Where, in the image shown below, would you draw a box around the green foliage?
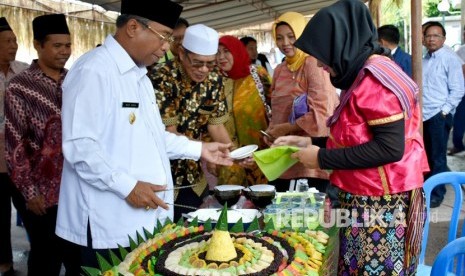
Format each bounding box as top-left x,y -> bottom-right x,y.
176,217 -> 185,227
379,0 -> 408,49
96,252 -> 113,272
152,222 -> 161,236
143,227 -> 153,240
81,266 -> 101,276
216,205 -> 229,231
424,0 -> 460,17
128,235 -> 137,251
230,218 -> 244,233
380,0 -> 406,26
108,250 -> 122,266
425,1 -> 441,17
246,217 -> 260,232
164,217 -> 173,227
118,245 -> 128,261
136,231 -> 145,245
203,218 -> 213,232
156,220 -> 163,232
188,216 -> 199,227
264,217 -> 276,232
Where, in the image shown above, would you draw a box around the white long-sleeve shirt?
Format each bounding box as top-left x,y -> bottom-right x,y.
56,35 -> 201,249
422,46 -> 465,121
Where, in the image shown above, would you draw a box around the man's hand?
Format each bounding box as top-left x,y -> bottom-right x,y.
201,142 -> 233,166
126,181 -> 169,210
27,195 -> 47,215
206,162 -> 219,176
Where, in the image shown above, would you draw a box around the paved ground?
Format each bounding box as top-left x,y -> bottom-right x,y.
7,151 -> 465,275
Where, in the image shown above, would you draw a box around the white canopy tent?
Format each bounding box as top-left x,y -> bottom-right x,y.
73,0 -> 337,32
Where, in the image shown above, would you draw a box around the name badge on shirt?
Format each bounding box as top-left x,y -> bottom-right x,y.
122,102 -> 138,124
122,102 -> 139,108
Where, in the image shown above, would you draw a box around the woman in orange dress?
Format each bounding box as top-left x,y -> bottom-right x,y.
265,12 -> 339,193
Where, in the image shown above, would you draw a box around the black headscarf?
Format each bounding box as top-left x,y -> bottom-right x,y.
294,0 -> 386,90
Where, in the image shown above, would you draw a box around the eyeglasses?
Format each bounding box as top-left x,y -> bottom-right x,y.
138,21 -> 175,44
185,52 -> 217,69
424,34 -> 445,40
148,26 -> 175,44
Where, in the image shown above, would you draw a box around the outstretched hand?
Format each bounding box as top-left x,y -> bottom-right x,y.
126,181 -> 169,210
235,156 -> 257,169
272,135 -> 312,148
290,144 -> 321,169
201,142 -> 233,166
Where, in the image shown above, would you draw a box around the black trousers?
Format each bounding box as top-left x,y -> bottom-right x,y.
20,205 -> 81,276
78,221 -> 130,270
0,173 -> 27,265
173,184 -> 208,222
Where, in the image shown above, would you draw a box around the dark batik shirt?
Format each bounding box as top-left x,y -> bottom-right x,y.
5,60 -> 66,207
148,59 -> 228,197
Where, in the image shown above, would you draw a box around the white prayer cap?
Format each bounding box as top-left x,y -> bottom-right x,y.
182,24 -> 219,55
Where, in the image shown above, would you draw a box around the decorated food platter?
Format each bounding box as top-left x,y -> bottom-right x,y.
83,206 -> 339,276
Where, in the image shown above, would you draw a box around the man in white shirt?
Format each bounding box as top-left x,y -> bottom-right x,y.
422,21 -> 465,207
55,0 -> 232,270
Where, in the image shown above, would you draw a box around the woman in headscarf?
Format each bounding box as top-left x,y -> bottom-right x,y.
265,11 -> 339,193
215,35 -> 271,186
274,0 -> 429,274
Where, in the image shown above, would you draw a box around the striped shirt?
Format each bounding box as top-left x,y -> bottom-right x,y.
5,60 -> 66,207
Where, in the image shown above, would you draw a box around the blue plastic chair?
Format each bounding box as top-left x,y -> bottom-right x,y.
431,237 -> 465,276
417,172 -> 465,275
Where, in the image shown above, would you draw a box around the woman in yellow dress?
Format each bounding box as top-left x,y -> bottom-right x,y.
216,35 -> 272,186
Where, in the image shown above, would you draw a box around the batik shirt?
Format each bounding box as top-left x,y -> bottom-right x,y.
0,60 -> 28,172
149,59 -> 228,197
5,60 -> 66,207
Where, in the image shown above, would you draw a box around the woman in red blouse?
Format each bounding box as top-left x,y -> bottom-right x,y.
274,0 -> 429,274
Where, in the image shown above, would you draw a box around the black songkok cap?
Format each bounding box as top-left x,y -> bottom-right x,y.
120,0 -> 183,29
0,17 -> 13,32
32,14 -> 70,40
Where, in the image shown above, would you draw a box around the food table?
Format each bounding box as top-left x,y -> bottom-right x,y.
83,191 -> 339,276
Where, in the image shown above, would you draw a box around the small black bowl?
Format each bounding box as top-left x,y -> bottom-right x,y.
214,185 -> 244,207
243,184 -> 276,209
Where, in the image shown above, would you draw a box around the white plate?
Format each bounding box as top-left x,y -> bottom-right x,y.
243,184 -> 276,192
215,184 -> 244,191
230,145 -> 258,160
186,208 -> 261,223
